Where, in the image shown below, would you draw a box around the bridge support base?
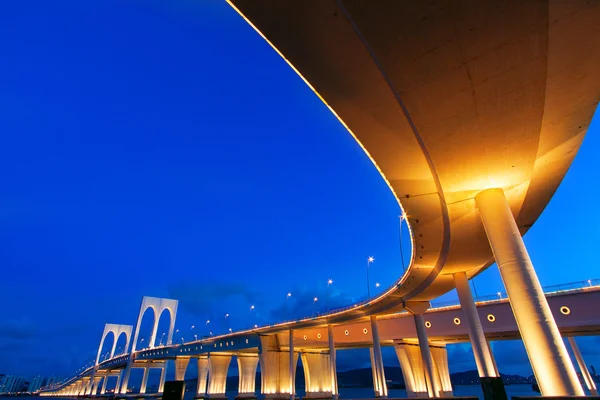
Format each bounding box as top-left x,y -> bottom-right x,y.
476,188 -> 584,397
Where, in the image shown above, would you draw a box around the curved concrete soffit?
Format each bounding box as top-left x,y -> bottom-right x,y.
224,0 -> 451,313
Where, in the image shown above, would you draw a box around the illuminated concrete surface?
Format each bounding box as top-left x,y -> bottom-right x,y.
39,1 -> 600,397
221,1 -> 600,395
40,285 -> 600,398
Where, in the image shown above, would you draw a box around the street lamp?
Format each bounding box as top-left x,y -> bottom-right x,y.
327,279 -> 333,311
159,332 -> 165,346
313,297 -> 318,316
376,282 -> 380,288
367,257 -> 375,298
497,291 -> 502,299
399,214 -> 407,272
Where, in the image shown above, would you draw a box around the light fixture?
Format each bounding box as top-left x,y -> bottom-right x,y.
425,321 -> 432,328
487,314 -> 496,322
560,306 -> 571,315
453,318 -> 461,325
344,330 -> 349,336
363,328 -> 368,334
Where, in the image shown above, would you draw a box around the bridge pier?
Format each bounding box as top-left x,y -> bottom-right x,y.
327,325 -> 338,400
159,362 -> 167,393
115,371 -> 122,395
207,354 -> 232,399
454,271 -> 506,400
370,316 -> 387,398
567,336 -> 598,395
175,357 -> 190,381
476,188 -> 584,396
83,377 -> 92,396
259,334 -> 298,399
92,376 -> 102,395
139,366 -> 150,394
196,356 -> 209,398
237,354 -> 259,399
100,376 -> 108,395
404,302 -> 440,398
300,351 -> 333,398
393,340 -> 452,398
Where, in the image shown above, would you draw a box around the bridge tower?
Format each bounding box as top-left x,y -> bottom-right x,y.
119,296 -> 178,394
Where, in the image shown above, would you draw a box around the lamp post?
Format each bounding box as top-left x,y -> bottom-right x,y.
367,257 -> 375,299
399,214 -> 407,272
159,332 -> 165,346
327,279 -> 333,311
140,338 -> 145,350
313,297 -> 318,316
376,282 -> 380,288
286,292 -> 292,319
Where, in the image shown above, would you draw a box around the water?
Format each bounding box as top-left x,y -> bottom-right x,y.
4,384 -> 540,400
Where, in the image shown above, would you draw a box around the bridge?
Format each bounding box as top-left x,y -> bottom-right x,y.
40,1 -> 600,399
40,281 -> 600,399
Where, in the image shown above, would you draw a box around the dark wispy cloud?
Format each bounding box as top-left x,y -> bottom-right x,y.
0,318 -> 37,339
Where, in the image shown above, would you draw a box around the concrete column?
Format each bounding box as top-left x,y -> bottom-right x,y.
430,345 -> 453,396
139,367 -> 150,394
476,188 -> 583,396
414,314 -> 439,398
289,330 -> 295,400
208,354 -> 232,398
567,336 -> 598,395
175,357 -> 190,381
370,316 -> 387,397
454,272 -> 498,377
327,325 -> 338,400
159,362 -> 167,393
196,357 -> 209,398
237,354 -> 259,398
454,272 -> 507,400
301,352 -> 333,397
100,376 -> 108,395
394,342 -> 428,397
119,361 -> 132,394
115,373 -> 122,395
369,348 -> 381,396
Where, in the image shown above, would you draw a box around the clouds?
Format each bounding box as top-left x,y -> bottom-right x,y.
0,318 -> 37,340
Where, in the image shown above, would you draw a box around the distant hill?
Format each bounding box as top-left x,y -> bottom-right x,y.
183,364 -> 533,391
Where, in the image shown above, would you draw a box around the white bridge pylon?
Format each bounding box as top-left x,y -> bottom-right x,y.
132,296 -> 178,351
119,296 -> 178,395
95,324 -> 133,364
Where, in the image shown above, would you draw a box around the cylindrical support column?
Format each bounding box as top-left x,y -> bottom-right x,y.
115,373 -> 122,395
414,314 -> 439,398
369,347 -> 381,396
100,377 -> 108,395
289,329 -> 295,400
370,316 -> 387,398
476,188 -> 583,396
327,325 -> 338,399
567,337 -> 598,395
454,272 -> 498,377
140,367 -> 150,394
159,363 -> 167,393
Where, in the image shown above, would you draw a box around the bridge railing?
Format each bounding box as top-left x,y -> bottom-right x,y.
430,278 -> 600,309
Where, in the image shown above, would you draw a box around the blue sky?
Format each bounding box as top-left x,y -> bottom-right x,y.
0,0 -> 599,381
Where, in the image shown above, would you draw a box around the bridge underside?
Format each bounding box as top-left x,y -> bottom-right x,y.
227,0 -> 600,310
